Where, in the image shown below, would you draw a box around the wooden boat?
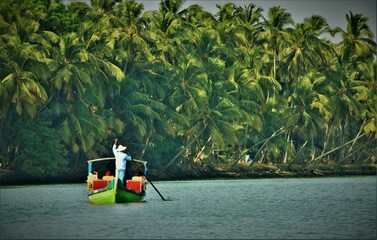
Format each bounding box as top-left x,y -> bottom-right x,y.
86,157 -> 148,204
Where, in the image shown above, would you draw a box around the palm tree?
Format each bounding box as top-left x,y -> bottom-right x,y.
145,0 -> 188,65
215,2 -> 237,22
354,61 -> 377,140
213,3 -> 240,65
161,52 -> 208,169
111,0 -> 154,73
321,58 -> 365,162
280,15 -> 334,82
234,3 -> 263,27
90,0 -> 121,13
0,0 -> 48,39
167,53 -> 208,115
315,12 -> 377,163
231,3 -> 264,59
42,32 -> 92,101
55,100 -> 111,170
180,4 -> 216,28
261,6 -> 294,82
163,47 -> 264,169
42,20 -> 124,164
164,83 -> 245,169
269,15 -> 335,164
223,62 -> 265,160
160,0 -> 184,14
0,1 -> 50,171
0,39 -> 49,171
285,72 -> 330,162
82,18 -> 125,87
340,60 -> 377,162
338,11 -> 376,63
0,36 -> 49,119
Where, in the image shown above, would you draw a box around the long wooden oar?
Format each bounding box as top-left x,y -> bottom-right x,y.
133,159 -> 171,201
144,175 -> 167,201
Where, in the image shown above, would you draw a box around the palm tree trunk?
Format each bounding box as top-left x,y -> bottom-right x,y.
193,137 -> 211,163
361,154 -> 373,164
272,48 -> 277,99
164,123 -> 208,170
311,135 -> 315,161
301,133 -> 366,169
346,120 -> 366,155
139,131 -> 152,159
283,130 -> 291,164
259,148 -> 266,164
288,140 -> 308,170
321,120 -> 333,161
339,135 -> 374,164
234,127 -> 285,165
337,122 -> 345,162
244,124 -> 248,150
251,139 -> 273,167
321,123 -> 328,156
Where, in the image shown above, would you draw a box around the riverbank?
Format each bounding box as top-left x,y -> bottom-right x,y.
1,163 -> 375,186
147,163 -> 377,181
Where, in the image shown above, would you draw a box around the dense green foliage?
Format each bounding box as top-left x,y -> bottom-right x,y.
0,0 -> 376,177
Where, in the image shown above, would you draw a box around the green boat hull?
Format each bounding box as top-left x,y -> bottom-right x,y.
88,179 -> 145,204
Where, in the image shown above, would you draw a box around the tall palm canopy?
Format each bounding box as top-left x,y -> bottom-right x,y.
0,0 -> 375,178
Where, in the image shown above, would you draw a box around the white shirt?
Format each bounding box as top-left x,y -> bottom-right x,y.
112,144 -> 132,169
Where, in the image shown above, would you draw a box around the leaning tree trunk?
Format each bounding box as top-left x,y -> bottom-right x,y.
301,133 -> 366,169
139,131 -> 152,160
288,140 -> 308,170
164,123 -> 208,170
283,130 -> 291,164
346,120 -> 366,156
193,137 -> 211,163
339,135 -> 374,164
250,135 -> 277,167
233,127 -> 285,166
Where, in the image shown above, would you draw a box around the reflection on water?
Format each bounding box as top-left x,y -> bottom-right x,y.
0,176 -> 376,239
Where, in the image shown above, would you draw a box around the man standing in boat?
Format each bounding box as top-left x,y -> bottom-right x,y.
112,138 -> 132,186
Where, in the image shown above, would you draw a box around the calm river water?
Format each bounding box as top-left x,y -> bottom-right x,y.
0,176 -> 376,239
